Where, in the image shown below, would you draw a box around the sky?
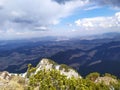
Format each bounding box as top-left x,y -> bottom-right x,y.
0,0 -> 120,39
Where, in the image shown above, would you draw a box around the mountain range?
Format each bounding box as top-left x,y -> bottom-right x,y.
0,32 -> 120,78
50,41 -> 120,77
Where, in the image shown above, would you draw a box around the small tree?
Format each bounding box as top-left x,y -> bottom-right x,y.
86,72 -> 100,81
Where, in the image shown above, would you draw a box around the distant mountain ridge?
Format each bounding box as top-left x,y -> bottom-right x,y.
50,41 -> 120,77
0,32 -> 120,78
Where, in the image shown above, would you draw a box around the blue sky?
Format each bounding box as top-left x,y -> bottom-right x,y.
0,0 -> 120,39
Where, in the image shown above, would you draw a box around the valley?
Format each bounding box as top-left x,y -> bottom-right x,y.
0,33 -> 120,78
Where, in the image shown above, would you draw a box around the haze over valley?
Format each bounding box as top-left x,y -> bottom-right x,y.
0,32 -> 120,78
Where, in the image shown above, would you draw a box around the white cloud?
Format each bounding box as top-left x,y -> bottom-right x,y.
75,12 -> 120,30
34,26 -> 48,31
89,0 -> 120,8
0,29 -> 4,33
84,5 -> 101,10
0,0 -> 120,39
115,12 -> 120,22
0,0 -> 90,39
0,0 -> 89,26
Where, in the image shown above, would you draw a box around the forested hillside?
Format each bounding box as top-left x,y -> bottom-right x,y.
0,58 -> 120,90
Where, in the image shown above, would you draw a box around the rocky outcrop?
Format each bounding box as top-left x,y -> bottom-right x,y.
0,71 -> 11,81
0,71 -> 25,90
0,58 -> 119,90
34,58 -> 81,78
95,76 -> 118,85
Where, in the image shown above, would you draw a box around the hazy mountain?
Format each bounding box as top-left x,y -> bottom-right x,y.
50,41 -> 120,77
0,32 -> 120,77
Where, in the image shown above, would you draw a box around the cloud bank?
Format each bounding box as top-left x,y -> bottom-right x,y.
0,0 -> 88,28
90,0 -> 120,8
75,12 -> 120,30
0,0 -> 120,39
0,0 -> 89,39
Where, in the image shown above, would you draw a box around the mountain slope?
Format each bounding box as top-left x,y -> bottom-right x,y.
0,58 -> 120,90
26,58 -> 81,79
50,41 -> 120,77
